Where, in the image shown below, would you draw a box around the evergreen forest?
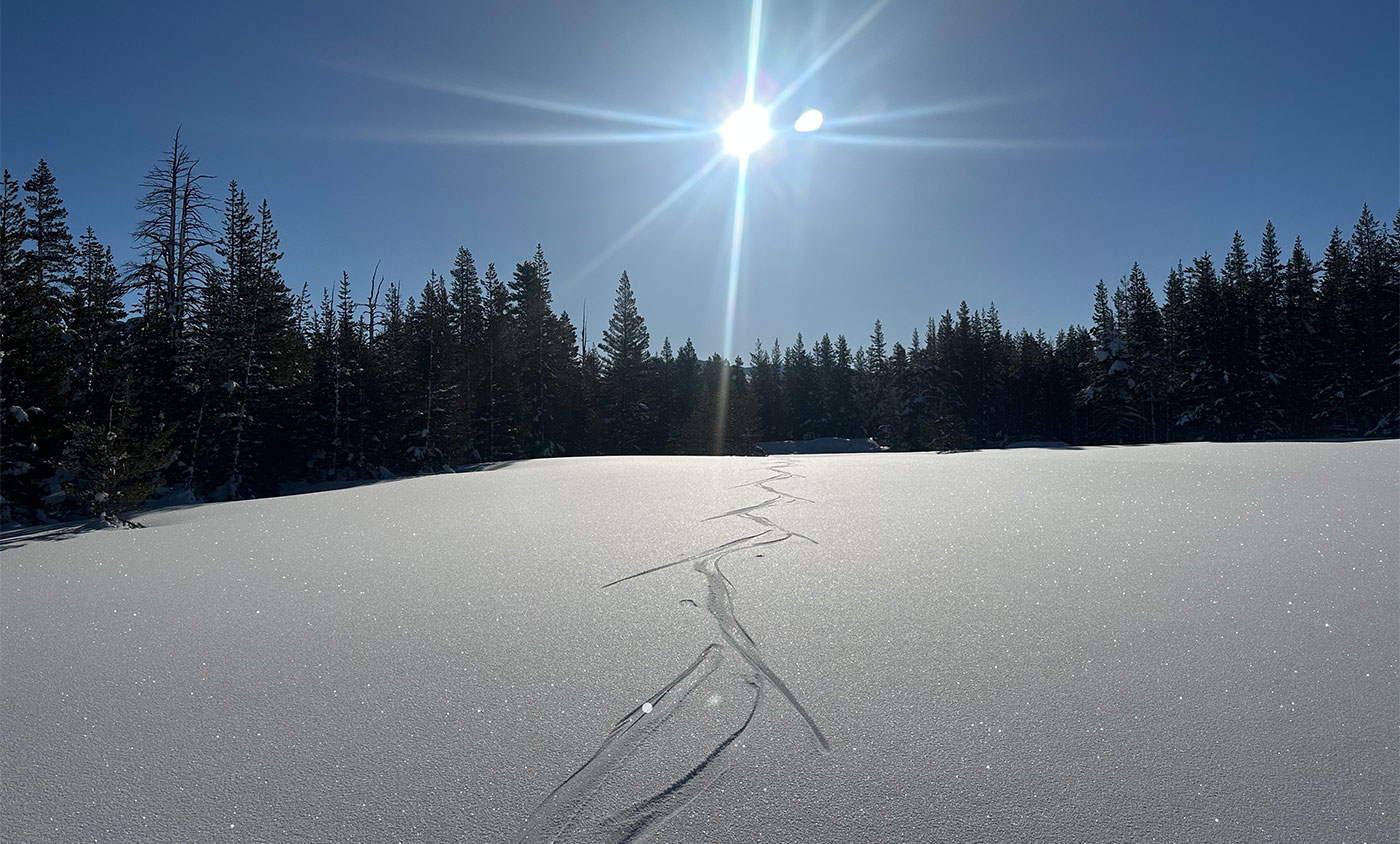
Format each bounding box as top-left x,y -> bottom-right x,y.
2,136 -> 1396,525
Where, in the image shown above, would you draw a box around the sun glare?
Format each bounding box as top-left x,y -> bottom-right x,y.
720,103 -> 773,159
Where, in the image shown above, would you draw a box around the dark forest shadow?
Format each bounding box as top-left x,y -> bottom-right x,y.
1,461 -> 525,552
0,519 -> 109,553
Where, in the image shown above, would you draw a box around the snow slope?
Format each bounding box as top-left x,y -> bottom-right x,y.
2,442 -> 1397,843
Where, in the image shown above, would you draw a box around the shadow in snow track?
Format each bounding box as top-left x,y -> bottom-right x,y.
518,459 -> 827,842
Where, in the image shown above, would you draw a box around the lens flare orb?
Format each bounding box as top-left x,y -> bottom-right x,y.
720,103 -> 773,159
794,108 -> 824,132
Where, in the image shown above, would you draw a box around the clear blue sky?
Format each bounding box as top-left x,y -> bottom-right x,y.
3,0 -> 1396,356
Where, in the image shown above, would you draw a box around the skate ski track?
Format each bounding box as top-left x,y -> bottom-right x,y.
518,460 -> 829,843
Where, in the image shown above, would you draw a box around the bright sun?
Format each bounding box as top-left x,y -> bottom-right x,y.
719,103 -> 773,159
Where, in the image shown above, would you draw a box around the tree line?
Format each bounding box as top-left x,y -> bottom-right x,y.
1,134 -> 1396,525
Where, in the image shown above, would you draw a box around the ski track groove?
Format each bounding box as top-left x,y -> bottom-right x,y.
519,459 -> 827,843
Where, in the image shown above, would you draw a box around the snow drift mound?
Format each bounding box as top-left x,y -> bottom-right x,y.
2,442 -> 1396,843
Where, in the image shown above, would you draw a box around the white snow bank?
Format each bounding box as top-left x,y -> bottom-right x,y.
2,442 -> 1397,842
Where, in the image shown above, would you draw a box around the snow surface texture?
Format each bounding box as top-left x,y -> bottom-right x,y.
2,442 -> 1397,843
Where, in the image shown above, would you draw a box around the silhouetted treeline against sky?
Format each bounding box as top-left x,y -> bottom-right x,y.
2,135 -> 1396,525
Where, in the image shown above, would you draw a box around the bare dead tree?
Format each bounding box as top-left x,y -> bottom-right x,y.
133,129 -> 216,343
362,260 -> 384,342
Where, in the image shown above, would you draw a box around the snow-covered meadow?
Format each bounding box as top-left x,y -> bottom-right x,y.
2,442 -> 1396,842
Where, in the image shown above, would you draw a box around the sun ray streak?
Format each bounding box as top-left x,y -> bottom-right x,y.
337,127 -> 712,146
569,153 -> 726,286
318,61 -> 704,130
805,133 -> 1103,150
743,0 -> 765,105
722,156 -> 751,364
770,0 -> 891,111
820,96 -> 1015,130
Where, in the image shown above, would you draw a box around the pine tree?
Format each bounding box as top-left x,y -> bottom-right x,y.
1084,280 -> 1135,443
61,377 -> 171,528
369,280 -> 415,472
1117,263 -> 1164,440
509,257 -> 555,455
204,197 -> 304,496
305,273 -> 369,479
1218,231 -> 1256,437
0,170 -> 26,284
191,182 -> 259,497
747,339 -> 785,441
408,271 -> 457,472
785,333 -> 817,439
0,169 -> 47,521
832,334 -> 855,437
448,247 -> 482,455
480,262 -> 516,459
502,246 -> 576,456
882,340 -> 912,448
672,355 -> 760,454
978,303 -> 1009,441
22,160 -> 77,293
1160,262 -> 1189,439
0,163 -> 75,519
1178,253 -> 1227,438
1372,209 -> 1400,435
1279,237 -> 1317,436
1248,221 -> 1288,437
598,270 -> 651,451
551,308 -> 584,452
862,320 -> 888,439
68,228 -> 126,422
1313,229 -> 1357,434
1349,205 -> 1397,434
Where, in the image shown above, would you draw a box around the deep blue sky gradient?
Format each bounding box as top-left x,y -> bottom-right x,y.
3,0 -> 1396,355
